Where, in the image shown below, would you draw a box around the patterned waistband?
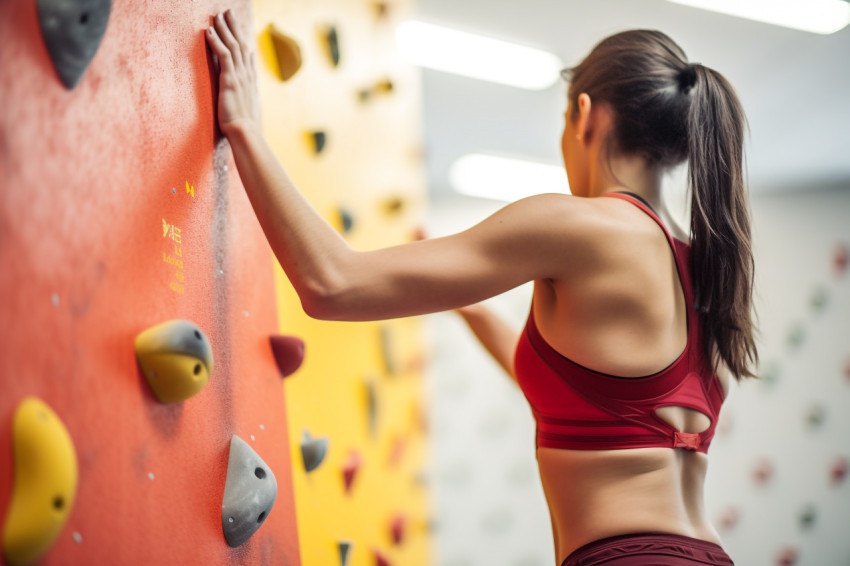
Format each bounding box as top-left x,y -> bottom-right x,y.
562,532 -> 734,566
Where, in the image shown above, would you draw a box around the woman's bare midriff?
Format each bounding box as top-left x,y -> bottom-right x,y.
537,445 -> 722,564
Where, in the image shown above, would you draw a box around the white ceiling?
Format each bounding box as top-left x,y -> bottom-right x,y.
412,0 -> 850,197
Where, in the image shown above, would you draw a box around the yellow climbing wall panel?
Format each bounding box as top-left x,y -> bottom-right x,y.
252,0 -> 430,565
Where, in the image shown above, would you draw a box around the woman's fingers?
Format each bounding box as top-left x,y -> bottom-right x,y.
224,9 -> 251,62
206,25 -> 234,74
213,12 -> 243,68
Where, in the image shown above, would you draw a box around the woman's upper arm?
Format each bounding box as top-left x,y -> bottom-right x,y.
309,193 -> 592,321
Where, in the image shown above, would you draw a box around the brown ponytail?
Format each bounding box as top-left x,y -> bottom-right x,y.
566,30 -> 758,379
687,65 -> 758,379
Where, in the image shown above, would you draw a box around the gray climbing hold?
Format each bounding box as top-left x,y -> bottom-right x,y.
37,0 -> 111,89
221,436 -> 277,547
338,540 -> 353,566
300,430 -> 328,472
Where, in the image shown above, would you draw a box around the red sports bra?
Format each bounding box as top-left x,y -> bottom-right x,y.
513,193 -> 725,454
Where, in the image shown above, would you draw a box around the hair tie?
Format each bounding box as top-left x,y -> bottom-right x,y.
678,63 -> 699,94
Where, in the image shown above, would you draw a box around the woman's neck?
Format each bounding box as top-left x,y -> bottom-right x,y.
587,153 -> 663,210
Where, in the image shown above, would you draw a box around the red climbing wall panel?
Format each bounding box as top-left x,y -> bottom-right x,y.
0,1 -> 300,564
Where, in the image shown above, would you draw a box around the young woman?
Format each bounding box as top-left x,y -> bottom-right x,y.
206,11 -> 756,565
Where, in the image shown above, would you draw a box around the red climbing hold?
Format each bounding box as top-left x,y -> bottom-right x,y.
776,546 -> 798,566
830,456 -> 848,486
342,451 -> 362,494
834,243 -> 848,277
389,514 -> 406,545
269,335 -> 305,378
373,548 -> 391,566
752,458 -> 774,486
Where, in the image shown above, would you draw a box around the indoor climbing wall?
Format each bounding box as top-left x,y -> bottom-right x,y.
705,188 -> 850,566
0,1 -> 301,564
252,1 -> 431,566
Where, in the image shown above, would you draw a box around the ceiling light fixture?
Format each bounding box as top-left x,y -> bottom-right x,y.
396,21 -> 564,90
667,0 -> 850,35
449,154 -> 569,202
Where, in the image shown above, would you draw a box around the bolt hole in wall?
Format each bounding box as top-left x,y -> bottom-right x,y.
193,363 -> 202,376
194,330 -> 202,340
79,12 -> 88,25
53,496 -> 64,511
255,467 -> 266,480
257,512 -> 266,523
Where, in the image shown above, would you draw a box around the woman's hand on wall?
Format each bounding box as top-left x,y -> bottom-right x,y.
206,10 -> 260,137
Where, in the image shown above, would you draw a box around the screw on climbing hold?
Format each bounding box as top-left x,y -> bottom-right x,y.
260,23 -> 302,81
221,436 -> 277,547
135,319 -> 213,403
300,430 -> 329,473
37,0 -> 112,89
319,25 -> 340,67
269,335 -> 305,378
338,540 -> 353,566
2,398 -> 78,566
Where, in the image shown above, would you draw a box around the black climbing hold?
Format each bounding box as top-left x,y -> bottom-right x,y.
339,208 -> 354,234
309,131 -> 327,155
322,26 -> 340,67
37,0 -> 112,89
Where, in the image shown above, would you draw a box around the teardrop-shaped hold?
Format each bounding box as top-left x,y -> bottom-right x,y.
304,131 -> 327,155
834,243 -> 848,277
2,397 -> 78,566
389,514 -> 406,545
320,25 -> 340,67
135,319 -> 213,403
269,335 -> 305,378
37,0 -> 111,89
262,24 -> 302,81
776,546 -> 798,566
804,403 -> 826,429
798,503 -> 817,531
342,451 -> 362,494
373,548 -> 391,566
338,540 -> 353,566
221,435 -> 277,547
300,430 -> 328,473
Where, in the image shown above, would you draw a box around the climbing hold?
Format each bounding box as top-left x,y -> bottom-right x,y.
135,319 -> 213,403
804,403 -> 826,429
342,451 -> 362,494
362,377 -> 378,435
304,131 -> 327,155
269,335 -> 305,378
37,0 -> 111,89
389,514 -> 406,545
798,503 -> 817,531
834,243 -> 848,277
373,548 -> 391,566
358,78 -> 394,103
379,324 -> 398,376
320,25 -> 340,67
380,196 -> 405,216
372,2 -> 390,19
786,322 -> 805,350
221,435 -> 277,547
829,456 -> 848,486
2,397 -> 78,566
262,24 -> 302,81
809,286 -> 829,313
758,362 -> 781,389
752,458 -> 774,485
300,430 -> 329,473
716,506 -> 740,531
337,208 -> 355,234
338,540 -> 353,566
775,546 -> 798,566
387,434 -> 406,468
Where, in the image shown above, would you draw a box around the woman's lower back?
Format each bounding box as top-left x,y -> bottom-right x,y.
537,446 -> 724,563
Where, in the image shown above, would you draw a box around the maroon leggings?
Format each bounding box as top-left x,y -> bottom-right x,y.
561,532 -> 735,566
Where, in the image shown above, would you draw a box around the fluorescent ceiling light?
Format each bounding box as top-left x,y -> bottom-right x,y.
396,21 -> 564,90
449,154 -> 569,202
668,0 -> 850,35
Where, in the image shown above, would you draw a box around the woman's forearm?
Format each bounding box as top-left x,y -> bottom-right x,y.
456,303 -> 519,381
226,122 -> 353,316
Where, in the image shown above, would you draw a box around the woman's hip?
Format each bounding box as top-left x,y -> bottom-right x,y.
561,531 -> 734,566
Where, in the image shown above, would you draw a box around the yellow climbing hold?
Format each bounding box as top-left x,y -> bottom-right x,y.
135,319 -> 214,403
258,24 -> 302,81
2,397 -> 78,566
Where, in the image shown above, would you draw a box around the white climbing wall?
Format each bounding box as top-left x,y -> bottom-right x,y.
426,187 -> 850,566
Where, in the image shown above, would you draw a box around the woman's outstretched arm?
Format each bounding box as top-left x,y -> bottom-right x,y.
205,11 -> 589,321
456,304 -> 520,381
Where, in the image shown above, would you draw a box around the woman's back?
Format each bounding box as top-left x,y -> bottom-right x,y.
520,194 -> 730,562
